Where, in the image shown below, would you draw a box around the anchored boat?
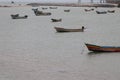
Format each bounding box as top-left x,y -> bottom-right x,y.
85,43 -> 120,52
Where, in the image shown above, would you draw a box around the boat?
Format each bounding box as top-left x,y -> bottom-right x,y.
84,9 -> 94,12
49,7 -> 57,9
96,11 -> 107,14
42,7 -> 48,10
51,18 -> 62,22
54,26 -> 85,32
107,10 -> 115,13
32,8 -> 51,16
34,11 -> 51,16
11,14 -> 28,19
64,9 -> 70,12
85,43 -> 120,52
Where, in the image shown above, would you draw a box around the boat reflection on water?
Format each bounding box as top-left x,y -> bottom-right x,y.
87,51 -> 120,56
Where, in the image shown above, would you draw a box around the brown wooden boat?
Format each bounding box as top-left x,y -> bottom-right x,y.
85,43 -> 120,52
54,26 -> 84,32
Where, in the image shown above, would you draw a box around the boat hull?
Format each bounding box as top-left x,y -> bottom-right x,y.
96,11 -> 107,14
11,14 -> 28,19
85,43 -> 120,52
32,9 -> 51,16
54,27 -> 84,32
51,19 -> 62,22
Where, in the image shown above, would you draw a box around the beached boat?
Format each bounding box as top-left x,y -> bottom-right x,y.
96,11 -> 107,14
54,26 -> 85,32
11,14 -> 28,19
51,18 -> 62,22
85,43 -> 120,52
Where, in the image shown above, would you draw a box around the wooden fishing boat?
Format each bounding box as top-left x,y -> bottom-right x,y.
64,9 -> 70,12
35,11 -> 51,16
49,7 -> 57,9
11,14 -> 28,19
96,11 -> 107,14
11,14 -> 19,17
85,43 -> 120,52
32,8 -> 51,16
42,7 -> 48,10
84,9 -> 94,12
51,18 -> 62,22
54,26 -> 84,32
107,10 -> 115,13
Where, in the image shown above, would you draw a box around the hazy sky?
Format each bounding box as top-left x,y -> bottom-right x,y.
0,0 -> 100,3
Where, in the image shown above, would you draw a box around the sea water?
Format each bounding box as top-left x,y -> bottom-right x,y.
0,4 -> 120,80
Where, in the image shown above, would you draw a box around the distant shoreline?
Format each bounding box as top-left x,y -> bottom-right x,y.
0,2 -> 118,8
27,3 -> 118,7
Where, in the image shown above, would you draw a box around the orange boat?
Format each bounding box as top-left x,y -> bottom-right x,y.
85,43 -> 120,52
